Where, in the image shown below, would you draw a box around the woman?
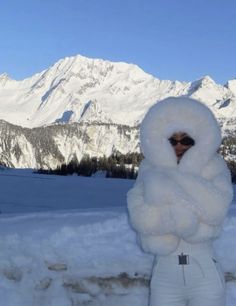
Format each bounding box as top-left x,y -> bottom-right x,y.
127,97 -> 233,306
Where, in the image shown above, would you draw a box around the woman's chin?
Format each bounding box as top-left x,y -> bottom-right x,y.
177,154 -> 183,162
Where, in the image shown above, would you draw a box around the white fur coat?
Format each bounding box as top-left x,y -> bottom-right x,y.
127,97 -> 233,255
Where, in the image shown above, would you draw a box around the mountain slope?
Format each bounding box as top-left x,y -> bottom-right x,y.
0,120 -> 139,169
1,54 -> 235,130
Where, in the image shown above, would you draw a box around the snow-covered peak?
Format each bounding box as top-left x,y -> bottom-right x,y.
226,79 -> 236,97
0,73 -> 12,86
44,54 -> 145,83
198,75 -> 216,85
188,75 -> 217,92
0,72 -> 10,79
188,75 -> 229,111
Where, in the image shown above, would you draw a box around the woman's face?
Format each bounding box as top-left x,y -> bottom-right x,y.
169,132 -> 195,163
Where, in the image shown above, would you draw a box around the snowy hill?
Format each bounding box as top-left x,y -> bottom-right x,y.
0,55 -> 236,169
0,168 -> 236,306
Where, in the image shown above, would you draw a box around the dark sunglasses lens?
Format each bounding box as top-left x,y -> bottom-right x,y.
169,138 -> 177,146
181,137 -> 195,146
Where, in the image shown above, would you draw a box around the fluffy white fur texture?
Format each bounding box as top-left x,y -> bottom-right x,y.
127,97 -> 233,255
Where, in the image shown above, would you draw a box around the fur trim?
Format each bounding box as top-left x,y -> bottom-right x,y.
140,96 -> 221,174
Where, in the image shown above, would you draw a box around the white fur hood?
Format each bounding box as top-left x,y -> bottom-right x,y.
127,97 -> 233,256
140,96 -> 221,174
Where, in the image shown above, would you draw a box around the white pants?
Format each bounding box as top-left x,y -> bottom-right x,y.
150,250 -> 225,306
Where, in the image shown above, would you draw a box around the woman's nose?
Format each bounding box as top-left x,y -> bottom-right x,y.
175,142 -> 182,148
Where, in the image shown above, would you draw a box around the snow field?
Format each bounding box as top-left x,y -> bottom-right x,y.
0,169 -> 235,305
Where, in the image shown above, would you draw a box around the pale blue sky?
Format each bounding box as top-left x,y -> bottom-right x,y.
0,0 -> 236,84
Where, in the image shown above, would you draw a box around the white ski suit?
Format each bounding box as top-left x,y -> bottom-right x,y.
127,97 -> 233,306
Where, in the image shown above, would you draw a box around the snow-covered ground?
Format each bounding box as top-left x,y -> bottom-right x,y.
0,168 -> 236,306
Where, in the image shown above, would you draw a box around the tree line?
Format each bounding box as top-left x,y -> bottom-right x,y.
37,152 -> 143,179
220,136 -> 236,182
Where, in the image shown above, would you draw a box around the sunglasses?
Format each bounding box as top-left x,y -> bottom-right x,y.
169,136 -> 195,146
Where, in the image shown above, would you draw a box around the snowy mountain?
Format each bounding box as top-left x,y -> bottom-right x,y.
0,54 -> 236,168
1,54 -> 236,129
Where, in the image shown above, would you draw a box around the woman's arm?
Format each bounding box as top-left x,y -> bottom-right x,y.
169,156 -> 233,226
127,179 -> 175,235
127,161 -> 199,237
